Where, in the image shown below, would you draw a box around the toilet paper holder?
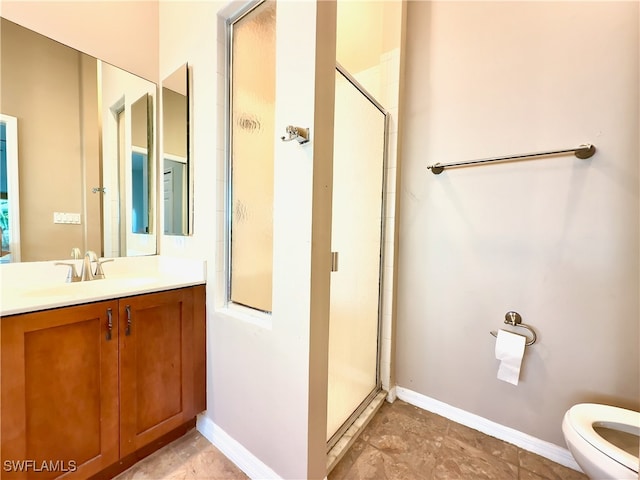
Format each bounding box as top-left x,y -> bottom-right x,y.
490,311 -> 537,346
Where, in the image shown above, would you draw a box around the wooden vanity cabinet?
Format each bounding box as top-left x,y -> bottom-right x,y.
1,285 -> 206,480
119,287 -> 201,457
1,301 -> 120,479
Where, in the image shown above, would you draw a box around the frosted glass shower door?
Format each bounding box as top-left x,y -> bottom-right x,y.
327,69 -> 386,443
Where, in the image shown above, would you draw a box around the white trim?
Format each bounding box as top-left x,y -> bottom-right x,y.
131,145 -> 149,155
197,414 -> 282,480
0,114 -> 21,262
164,152 -> 187,164
395,386 -> 583,472
386,385 -> 397,403
215,303 -> 273,330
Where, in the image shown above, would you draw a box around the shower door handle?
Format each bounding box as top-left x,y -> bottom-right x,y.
331,252 -> 339,272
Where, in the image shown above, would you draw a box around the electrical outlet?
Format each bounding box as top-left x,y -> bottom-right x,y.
53,212 -> 81,224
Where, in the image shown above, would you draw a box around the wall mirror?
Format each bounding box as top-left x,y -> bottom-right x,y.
162,63 -> 191,236
0,17 -> 157,262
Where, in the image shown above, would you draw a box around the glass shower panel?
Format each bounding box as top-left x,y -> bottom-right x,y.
230,1 -> 276,312
327,70 -> 386,442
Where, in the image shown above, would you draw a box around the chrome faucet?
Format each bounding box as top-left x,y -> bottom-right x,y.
55,247 -> 83,282
81,250 -> 114,281
81,251 -> 97,281
56,249 -> 113,282
55,262 -> 81,282
93,255 -> 113,279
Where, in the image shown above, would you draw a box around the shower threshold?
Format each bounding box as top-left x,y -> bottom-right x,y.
326,389 -> 388,474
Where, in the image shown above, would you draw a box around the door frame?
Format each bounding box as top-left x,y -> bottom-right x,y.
0,114 -> 21,262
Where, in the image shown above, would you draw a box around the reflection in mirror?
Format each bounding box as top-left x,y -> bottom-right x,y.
0,17 -> 157,261
0,114 -> 21,263
131,94 -> 152,235
162,64 -> 190,236
101,62 -> 156,258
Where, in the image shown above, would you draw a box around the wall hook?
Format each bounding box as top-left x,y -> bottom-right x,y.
281,125 -> 309,145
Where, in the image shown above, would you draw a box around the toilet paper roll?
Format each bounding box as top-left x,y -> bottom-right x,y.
495,329 -> 526,385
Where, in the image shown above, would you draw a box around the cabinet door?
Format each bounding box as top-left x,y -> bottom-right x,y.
1,301 -> 120,479
118,288 -> 195,457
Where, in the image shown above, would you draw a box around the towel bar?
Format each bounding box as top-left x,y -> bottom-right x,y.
428,144 -> 596,174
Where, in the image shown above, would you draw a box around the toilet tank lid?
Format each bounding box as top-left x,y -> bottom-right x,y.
569,403 -> 640,474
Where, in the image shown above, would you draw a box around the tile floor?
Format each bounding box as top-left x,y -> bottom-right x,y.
115,400 -> 588,480
328,400 -> 588,480
113,430 -> 248,480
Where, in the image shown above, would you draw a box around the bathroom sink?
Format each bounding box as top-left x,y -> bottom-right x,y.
0,255 -> 206,316
23,277 -> 160,298
22,284 -> 80,298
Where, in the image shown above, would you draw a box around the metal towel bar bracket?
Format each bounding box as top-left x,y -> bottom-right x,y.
490,311 -> 537,346
427,144 -> 596,174
280,125 -> 310,145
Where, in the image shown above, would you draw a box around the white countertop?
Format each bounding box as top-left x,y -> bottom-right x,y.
0,256 -> 207,316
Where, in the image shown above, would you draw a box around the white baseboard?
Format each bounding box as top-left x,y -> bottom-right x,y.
197,414 -> 282,480
196,389 -> 581,477
395,386 -> 582,472
386,385 -> 398,403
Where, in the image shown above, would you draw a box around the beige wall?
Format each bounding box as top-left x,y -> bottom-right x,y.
162,88 -> 187,158
0,1 -> 159,82
0,19 -> 99,261
397,1 -> 639,447
336,0 -> 401,77
131,94 -> 149,149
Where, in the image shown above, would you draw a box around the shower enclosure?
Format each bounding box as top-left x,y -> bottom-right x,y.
327,66 -> 387,447
226,0 -> 388,453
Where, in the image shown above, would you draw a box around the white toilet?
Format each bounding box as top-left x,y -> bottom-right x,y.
563,403 -> 640,480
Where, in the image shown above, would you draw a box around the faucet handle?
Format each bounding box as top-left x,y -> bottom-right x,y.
93,258 -> 114,279
55,262 -> 81,283
71,247 -> 82,259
